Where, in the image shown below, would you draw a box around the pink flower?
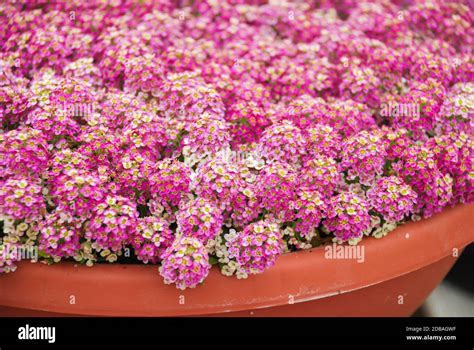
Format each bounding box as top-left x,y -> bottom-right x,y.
255,161 -> 298,222
393,145 -> 454,218
39,211 -> 84,260
176,197 -> 223,244
228,220 -> 283,275
324,192 -> 371,242
86,195 -> 138,253
340,130 -> 387,185
0,176 -> 45,221
258,121 -> 306,166
132,216 -> 174,264
0,128 -> 49,179
159,236 -> 211,290
193,156 -> 258,228
367,176 -> 417,223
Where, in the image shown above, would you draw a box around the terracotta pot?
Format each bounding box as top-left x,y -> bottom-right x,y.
0,204 -> 473,317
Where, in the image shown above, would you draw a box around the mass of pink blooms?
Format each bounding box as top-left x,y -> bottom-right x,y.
0,0 -> 473,289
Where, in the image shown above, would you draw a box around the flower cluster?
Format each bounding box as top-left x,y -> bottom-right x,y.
26,107 -> 81,143
211,229 -> 248,279
222,79 -> 271,145
255,161 -> 298,222
149,158 -> 192,208
382,127 -> 411,161
115,147 -> 157,203
182,112 -> 230,166
258,121 -> 306,166
86,195 -> 138,254
324,192 -> 371,242
176,197 -> 224,244
393,146 -> 453,218
340,130 -> 387,185
367,176 -> 417,224
292,189 -> 328,240
0,127 -> 49,179
39,211 -> 83,261
436,82 -> 473,135
426,132 -> 473,204
301,156 -> 340,198
313,99 -> 375,138
193,156 -> 258,227
0,1 -> 472,290
304,124 -> 342,161
132,216 -> 174,264
340,64 -> 381,107
155,72 -> 225,122
0,84 -> 34,128
228,221 -> 283,275
280,96 -> 326,129
159,236 -> 211,290
0,242 -> 21,274
388,79 -> 447,138
0,176 -> 45,221
123,53 -> 165,95
120,111 -> 169,154
49,168 -> 105,217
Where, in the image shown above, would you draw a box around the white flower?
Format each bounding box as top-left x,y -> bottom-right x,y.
221,265 -> 234,276
236,271 -> 249,280
17,222 -> 29,232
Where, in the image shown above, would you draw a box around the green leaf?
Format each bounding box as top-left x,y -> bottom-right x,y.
209,256 -> 219,265
38,250 -> 50,259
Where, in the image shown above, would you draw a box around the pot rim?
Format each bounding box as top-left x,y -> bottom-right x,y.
0,204 -> 473,316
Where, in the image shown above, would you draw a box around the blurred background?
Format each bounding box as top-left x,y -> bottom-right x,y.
416,243 -> 474,317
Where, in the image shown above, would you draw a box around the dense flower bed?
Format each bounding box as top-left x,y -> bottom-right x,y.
0,0 -> 473,289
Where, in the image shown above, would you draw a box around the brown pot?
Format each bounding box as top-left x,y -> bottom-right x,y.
0,204 -> 473,317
